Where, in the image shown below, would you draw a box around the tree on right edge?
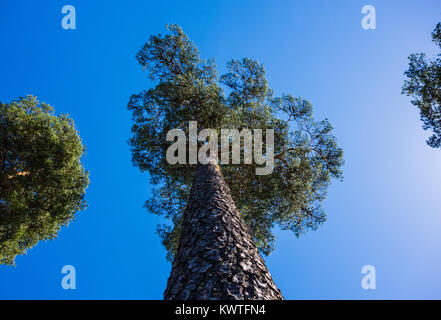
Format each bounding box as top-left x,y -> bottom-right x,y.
403,22 -> 441,149
128,25 -> 344,299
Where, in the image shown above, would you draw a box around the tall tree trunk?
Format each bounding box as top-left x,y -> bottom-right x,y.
164,161 -> 284,300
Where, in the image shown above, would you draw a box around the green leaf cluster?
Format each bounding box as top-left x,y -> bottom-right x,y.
403,22 -> 441,148
0,96 -> 89,266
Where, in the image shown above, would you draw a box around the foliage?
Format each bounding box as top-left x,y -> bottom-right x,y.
402,22 -> 441,148
0,96 -> 89,265
128,25 -> 344,261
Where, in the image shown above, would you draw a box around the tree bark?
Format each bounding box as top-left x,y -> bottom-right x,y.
164,160 -> 284,300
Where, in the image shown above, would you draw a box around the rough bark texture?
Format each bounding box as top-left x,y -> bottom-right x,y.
164,161 -> 284,300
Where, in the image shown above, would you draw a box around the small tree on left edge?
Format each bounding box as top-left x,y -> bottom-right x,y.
0,96 -> 89,266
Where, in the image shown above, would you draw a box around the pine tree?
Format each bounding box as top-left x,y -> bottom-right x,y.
0,96 -> 89,265
128,25 -> 344,299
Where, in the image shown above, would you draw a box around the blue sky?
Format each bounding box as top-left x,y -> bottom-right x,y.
1,0 -> 441,299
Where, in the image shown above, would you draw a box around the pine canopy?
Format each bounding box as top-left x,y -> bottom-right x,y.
128,25 -> 344,261
0,96 -> 89,266
403,22 -> 441,149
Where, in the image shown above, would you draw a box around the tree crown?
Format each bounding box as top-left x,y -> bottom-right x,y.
128,25 -> 344,261
0,96 -> 89,266
402,22 -> 441,148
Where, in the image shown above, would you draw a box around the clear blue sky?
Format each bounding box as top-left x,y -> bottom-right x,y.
1,0 -> 441,299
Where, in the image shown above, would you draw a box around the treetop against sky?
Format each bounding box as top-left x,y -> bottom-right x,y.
128,24 -> 343,261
